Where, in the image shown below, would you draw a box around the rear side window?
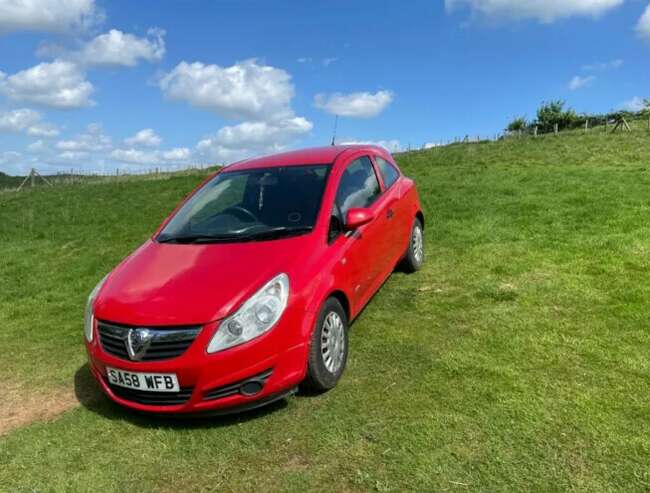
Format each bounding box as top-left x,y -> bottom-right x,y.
375,156 -> 400,189
335,156 -> 381,216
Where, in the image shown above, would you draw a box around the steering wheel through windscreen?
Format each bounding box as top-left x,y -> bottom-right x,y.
221,205 -> 257,223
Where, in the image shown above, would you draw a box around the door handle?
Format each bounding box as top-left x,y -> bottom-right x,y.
387,208 -> 394,219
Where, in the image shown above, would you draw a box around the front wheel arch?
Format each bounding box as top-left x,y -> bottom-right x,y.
416,210 -> 425,229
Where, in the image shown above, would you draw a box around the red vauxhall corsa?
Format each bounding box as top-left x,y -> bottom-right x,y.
84,145 -> 425,415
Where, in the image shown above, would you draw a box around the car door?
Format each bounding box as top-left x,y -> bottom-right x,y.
373,155 -> 410,265
330,155 -> 386,309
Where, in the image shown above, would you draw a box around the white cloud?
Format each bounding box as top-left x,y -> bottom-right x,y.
109,148 -> 157,165
0,108 -> 39,131
26,122 -> 59,137
55,123 -> 111,151
70,28 -> 165,67
0,60 -> 93,108
214,117 -> 312,149
568,75 -> 595,90
18,115 -> 311,172
637,5 -> 650,40
620,96 -> 646,112
196,117 -> 312,163
27,139 -> 48,153
338,139 -> 402,153
57,150 -> 89,162
159,59 -> 295,121
445,0 -> 623,23
195,140 -> 282,164
21,123 -> 192,170
124,128 -> 162,147
161,147 -> 191,161
0,108 -> 59,137
581,59 -> 623,71
314,90 -> 394,118
110,147 -> 192,165
0,0 -> 99,34
296,57 -> 338,67
0,150 -> 21,163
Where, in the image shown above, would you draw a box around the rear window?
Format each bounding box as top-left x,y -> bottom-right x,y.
375,156 -> 400,189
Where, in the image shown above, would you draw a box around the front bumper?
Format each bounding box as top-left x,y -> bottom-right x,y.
85,317 -> 310,414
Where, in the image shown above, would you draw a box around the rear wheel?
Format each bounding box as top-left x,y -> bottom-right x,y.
401,217 -> 424,273
302,298 -> 349,392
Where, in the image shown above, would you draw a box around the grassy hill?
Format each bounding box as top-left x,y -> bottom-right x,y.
1,128 -> 649,491
0,171 -> 23,189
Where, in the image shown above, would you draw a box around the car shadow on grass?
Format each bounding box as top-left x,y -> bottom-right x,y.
73,364 -> 289,430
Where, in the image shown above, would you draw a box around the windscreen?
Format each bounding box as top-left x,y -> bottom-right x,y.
157,164 -> 330,243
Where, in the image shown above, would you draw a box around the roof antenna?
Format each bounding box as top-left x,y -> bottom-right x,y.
330,114 -> 339,146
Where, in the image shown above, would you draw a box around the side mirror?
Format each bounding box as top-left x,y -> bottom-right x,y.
345,208 -> 375,231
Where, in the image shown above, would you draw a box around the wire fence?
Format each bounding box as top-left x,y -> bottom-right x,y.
395,113 -> 650,155
5,113 -> 650,191
1,163 -> 219,192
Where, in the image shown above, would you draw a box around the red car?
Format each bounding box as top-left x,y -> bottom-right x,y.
84,145 -> 424,415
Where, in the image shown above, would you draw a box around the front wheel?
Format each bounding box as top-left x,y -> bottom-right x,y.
302,298 -> 349,392
401,217 -> 424,273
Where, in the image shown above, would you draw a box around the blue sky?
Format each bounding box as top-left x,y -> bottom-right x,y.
0,0 -> 649,175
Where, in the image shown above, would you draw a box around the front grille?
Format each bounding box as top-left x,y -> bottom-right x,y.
106,379 -> 194,406
203,368 -> 274,401
97,321 -> 201,362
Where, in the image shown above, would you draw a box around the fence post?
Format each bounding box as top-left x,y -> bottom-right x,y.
534,126 -> 538,138
585,119 -> 589,133
554,123 -> 559,135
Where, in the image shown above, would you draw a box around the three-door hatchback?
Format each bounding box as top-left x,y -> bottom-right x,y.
84,145 -> 424,415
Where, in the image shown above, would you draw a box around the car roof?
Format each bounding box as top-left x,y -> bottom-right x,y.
224,145 -> 391,172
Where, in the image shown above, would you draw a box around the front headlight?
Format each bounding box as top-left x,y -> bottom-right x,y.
207,273 -> 289,354
84,275 -> 108,342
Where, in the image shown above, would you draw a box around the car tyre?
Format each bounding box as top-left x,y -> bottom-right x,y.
302,297 -> 349,392
401,217 -> 424,273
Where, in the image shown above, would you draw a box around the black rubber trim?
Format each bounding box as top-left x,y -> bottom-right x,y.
202,368 -> 273,401
179,387 -> 297,417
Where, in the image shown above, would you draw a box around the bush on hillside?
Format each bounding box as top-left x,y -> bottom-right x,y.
535,100 -> 581,132
507,116 -> 528,133
503,98 -> 650,135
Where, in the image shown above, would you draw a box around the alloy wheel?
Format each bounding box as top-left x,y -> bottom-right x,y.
412,224 -> 424,264
321,311 -> 345,374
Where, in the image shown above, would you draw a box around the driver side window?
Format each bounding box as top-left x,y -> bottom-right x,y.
329,156 -> 381,243
335,156 -> 381,217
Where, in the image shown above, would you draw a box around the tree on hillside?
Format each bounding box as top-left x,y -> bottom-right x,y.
535,100 -> 579,132
506,116 -> 528,133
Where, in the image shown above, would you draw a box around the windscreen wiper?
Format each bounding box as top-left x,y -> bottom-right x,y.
242,226 -> 313,241
157,234 -> 243,244
157,227 -> 313,244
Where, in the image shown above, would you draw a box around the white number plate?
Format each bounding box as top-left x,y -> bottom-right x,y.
106,367 -> 179,393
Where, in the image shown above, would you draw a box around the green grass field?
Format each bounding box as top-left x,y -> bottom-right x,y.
1,128 -> 650,492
